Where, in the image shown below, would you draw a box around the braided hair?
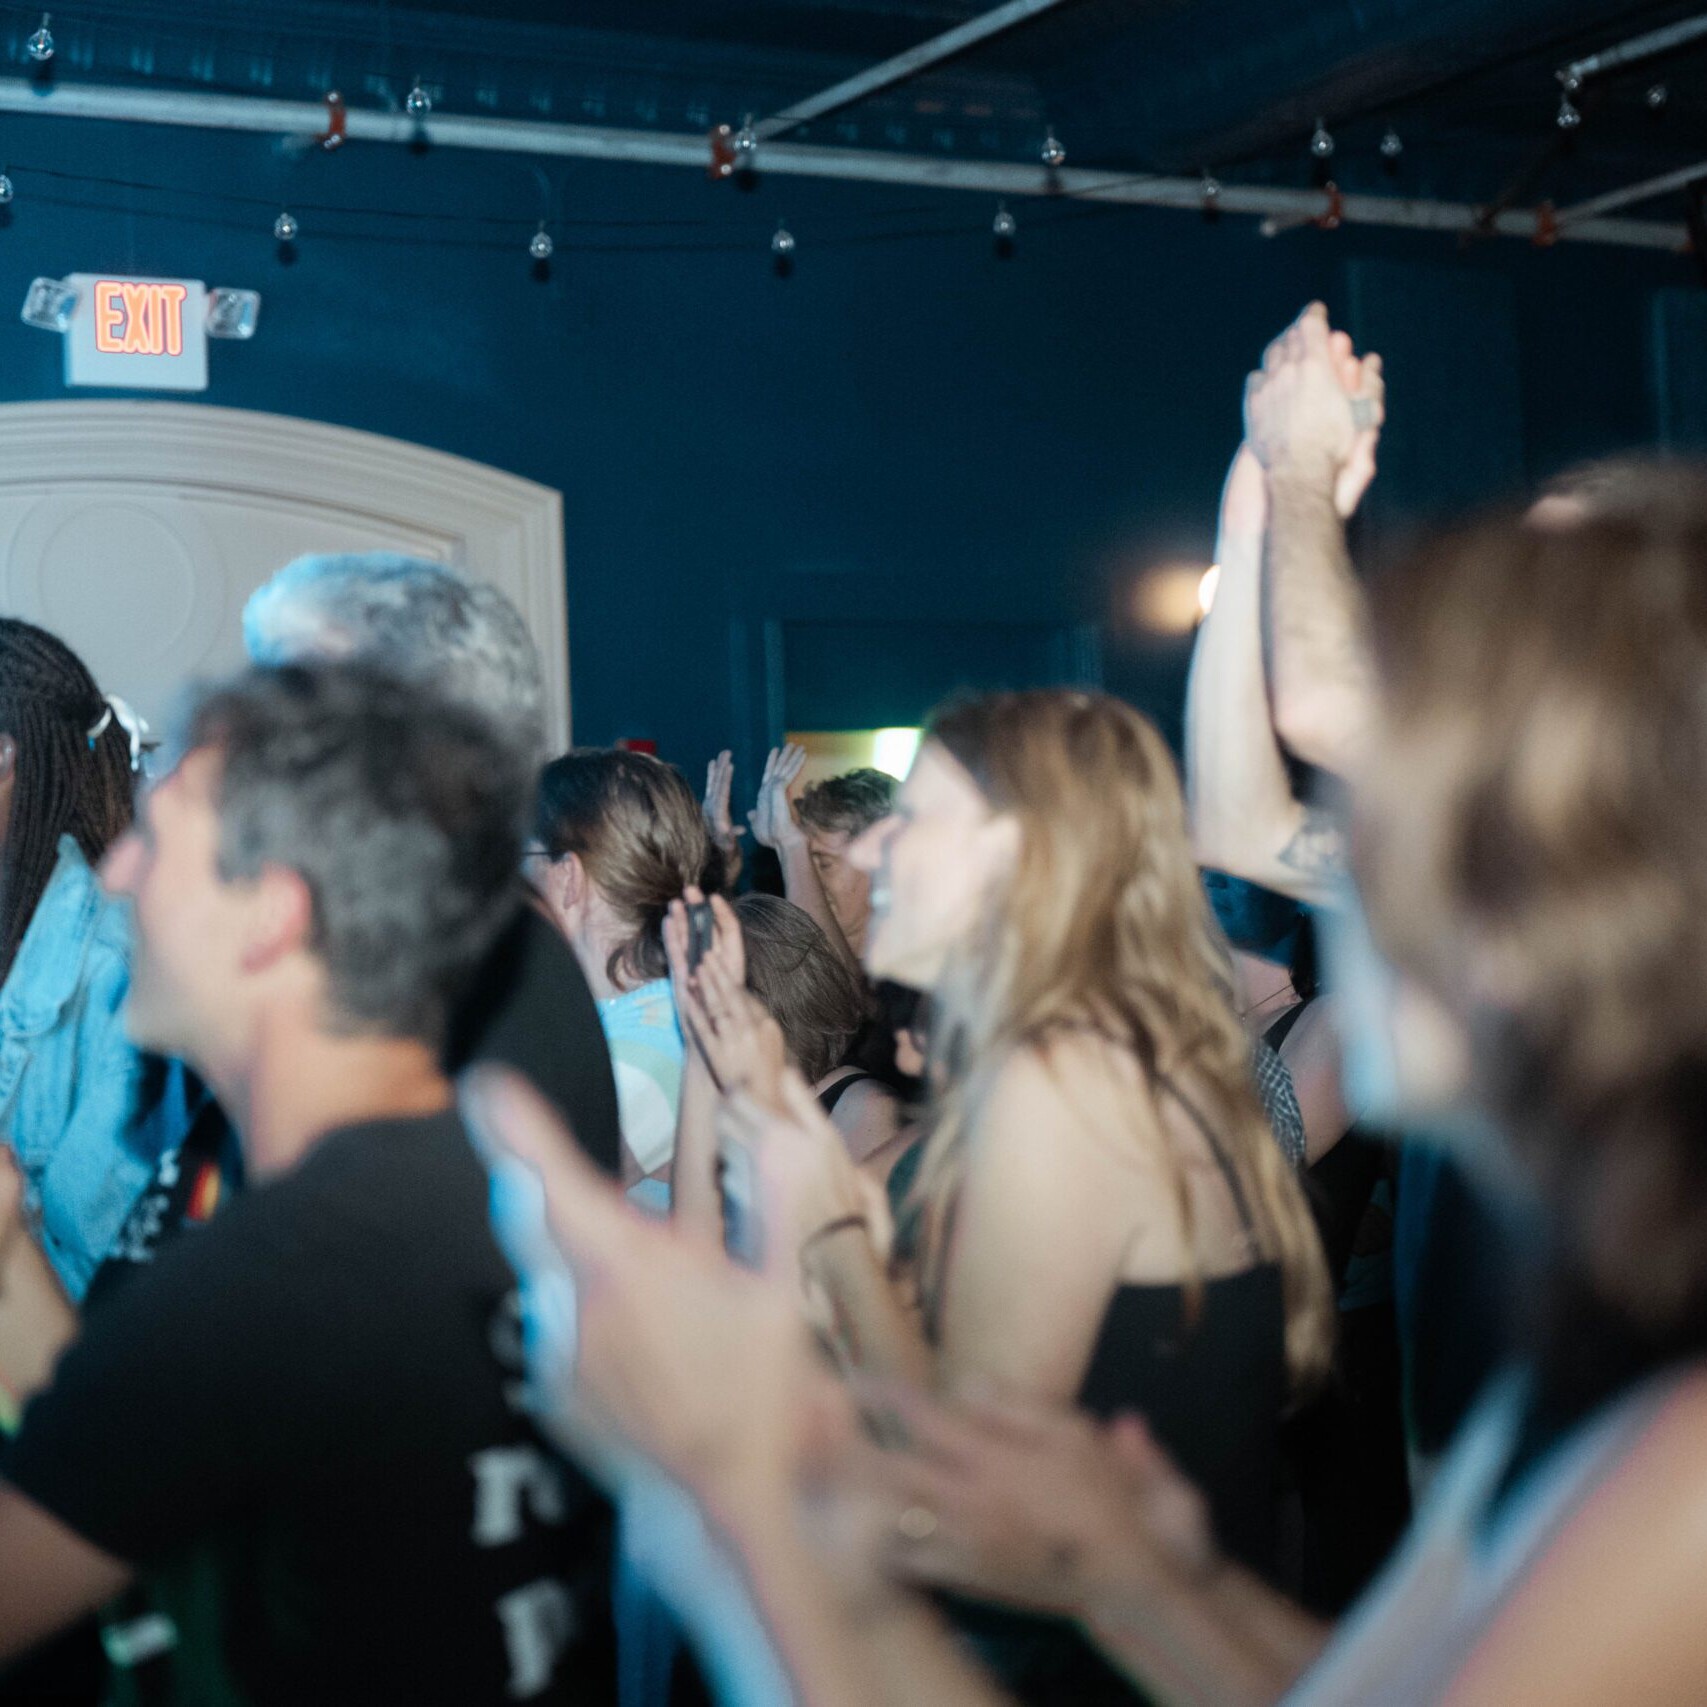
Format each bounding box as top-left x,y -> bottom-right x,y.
0,619 -> 135,987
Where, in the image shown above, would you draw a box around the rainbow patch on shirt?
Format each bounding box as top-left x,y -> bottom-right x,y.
185,1163 -> 223,1225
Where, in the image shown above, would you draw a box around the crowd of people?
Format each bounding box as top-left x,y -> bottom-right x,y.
2,300 -> 1706,1705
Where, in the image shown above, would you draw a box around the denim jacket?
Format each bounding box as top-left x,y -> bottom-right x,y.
0,835 -> 156,1300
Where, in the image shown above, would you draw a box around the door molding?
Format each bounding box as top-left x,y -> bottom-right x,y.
0,400 -> 570,744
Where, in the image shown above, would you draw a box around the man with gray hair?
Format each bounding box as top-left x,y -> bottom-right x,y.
242,552 -> 621,1179
0,662 -> 614,1701
243,553 -> 548,761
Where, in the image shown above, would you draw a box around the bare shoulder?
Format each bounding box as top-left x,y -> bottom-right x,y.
1450,1366 -> 1707,1707
976,1033 -> 1164,1175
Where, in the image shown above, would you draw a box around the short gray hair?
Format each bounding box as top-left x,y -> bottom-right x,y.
242,553 -> 546,761
184,662 -> 530,1045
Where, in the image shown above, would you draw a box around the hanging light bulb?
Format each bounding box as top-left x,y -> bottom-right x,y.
0,172 -> 14,206
1647,83 -> 1669,110
1310,118 -> 1335,159
733,114 -> 757,169
27,13 -> 53,63
1557,93 -> 1582,130
1040,127 -> 1066,168
1200,171 -> 1222,203
992,201 -> 1016,239
771,221 -> 795,257
405,78 -> 432,118
1380,126 -> 1403,160
273,210 -> 298,242
529,221 -> 554,260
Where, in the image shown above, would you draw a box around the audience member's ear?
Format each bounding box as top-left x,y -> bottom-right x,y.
240,861 -> 316,972
554,851 -> 589,915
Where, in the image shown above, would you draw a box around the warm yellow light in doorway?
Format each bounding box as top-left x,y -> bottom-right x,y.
872,727 -> 922,779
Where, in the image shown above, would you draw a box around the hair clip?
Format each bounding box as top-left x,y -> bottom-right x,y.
87,694 -> 150,772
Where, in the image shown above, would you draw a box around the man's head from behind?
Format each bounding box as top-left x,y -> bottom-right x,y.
102,664 -> 529,1071
795,767 -> 897,954
242,552 -> 547,764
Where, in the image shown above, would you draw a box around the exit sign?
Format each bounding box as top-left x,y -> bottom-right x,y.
66,274 -> 209,391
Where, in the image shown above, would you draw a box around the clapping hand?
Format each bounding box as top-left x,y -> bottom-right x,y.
864,1384 -> 1218,1620
1244,303 -> 1384,518
748,744 -> 808,851
665,889 -> 788,1108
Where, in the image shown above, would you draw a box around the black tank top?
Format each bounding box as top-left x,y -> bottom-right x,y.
1076,1079 -> 1288,1576
951,1082 -> 1290,1706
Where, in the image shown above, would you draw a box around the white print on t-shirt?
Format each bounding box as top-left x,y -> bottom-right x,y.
495,1579 -> 577,1699
468,1445 -> 568,1546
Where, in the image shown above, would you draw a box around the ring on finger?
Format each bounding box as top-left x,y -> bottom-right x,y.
895,1505 -> 939,1543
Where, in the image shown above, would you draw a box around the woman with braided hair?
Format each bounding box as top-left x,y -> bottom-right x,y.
0,617 -> 154,1320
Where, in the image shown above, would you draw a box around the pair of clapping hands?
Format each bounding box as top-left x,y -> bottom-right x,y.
465,1063 -> 1220,1651
1245,300 -> 1385,521
658,885 -> 876,1261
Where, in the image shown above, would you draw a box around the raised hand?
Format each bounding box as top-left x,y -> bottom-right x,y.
666,889 -> 787,1105
703,750 -> 744,853
1244,303 -> 1374,499
748,744 -> 809,851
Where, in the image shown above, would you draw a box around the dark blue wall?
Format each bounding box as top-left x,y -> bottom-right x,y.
0,110 -> 1697,793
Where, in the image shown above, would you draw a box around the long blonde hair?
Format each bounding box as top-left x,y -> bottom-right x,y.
909,690 -> 1333,1389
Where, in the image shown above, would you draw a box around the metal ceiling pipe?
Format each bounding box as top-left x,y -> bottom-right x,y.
753,0 -> 1079,141
1558,157 -> 1707,224
1559,12 -> 1707,87
0,78 -> 1681,251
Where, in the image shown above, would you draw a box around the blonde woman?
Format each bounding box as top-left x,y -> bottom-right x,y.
699,690 -> 1332,1700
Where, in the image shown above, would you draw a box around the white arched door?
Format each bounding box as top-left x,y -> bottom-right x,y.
0,402 -> 570,747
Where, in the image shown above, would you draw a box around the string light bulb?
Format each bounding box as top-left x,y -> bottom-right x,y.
273,210 -> 298,242
1040,127 -> 1066,168
1380,126 -> 1403,160
1557,93 -> 1582,130
405,79 -> 432,118
1310,118 -> 1335,159
992,201 -> 1016,239
0,172 -> 14,206
1200,171 -> 1221,203
529,221 -> 554,260
26,13 -> 52,63
770,221 -> 795,257
1647,83 -> 1669,110
733,115 -> 757,168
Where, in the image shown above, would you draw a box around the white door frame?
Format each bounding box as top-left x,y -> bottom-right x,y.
0,400 -> 571,746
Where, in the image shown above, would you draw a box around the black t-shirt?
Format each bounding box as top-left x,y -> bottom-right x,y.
1,1110 -> 613,1706
447,899 -> 622,1181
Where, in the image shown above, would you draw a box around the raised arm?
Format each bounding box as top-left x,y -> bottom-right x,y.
1244,303 -> 1382,783
1186,446 -> 1341,907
